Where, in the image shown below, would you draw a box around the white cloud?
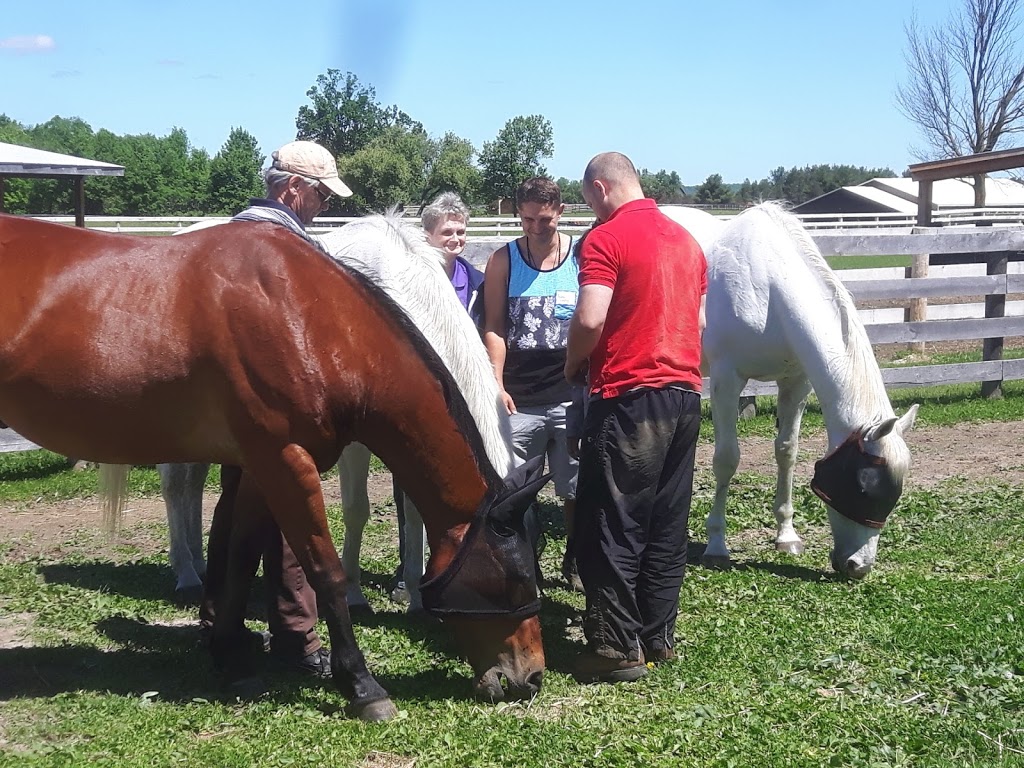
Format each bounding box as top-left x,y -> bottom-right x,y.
157,58 -> 184,67
51,69 -> 81,79
0,35 -> 56,53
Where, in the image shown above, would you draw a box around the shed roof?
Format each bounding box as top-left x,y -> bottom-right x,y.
793,176 -> 1024,214
0,142 -> 124,177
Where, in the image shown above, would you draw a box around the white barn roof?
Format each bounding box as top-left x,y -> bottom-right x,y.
794,176 -> 1024,214
0,142 -> 124,176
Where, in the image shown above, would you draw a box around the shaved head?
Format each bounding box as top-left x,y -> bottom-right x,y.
584,152 -> 640,186
582,151 -> 644,220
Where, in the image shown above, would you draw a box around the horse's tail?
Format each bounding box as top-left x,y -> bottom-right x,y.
99,463 -> 131,533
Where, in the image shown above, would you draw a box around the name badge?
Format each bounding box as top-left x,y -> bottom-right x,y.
554,290 -> 577,320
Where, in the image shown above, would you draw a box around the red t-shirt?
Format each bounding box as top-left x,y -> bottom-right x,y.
578,198 -> 707,399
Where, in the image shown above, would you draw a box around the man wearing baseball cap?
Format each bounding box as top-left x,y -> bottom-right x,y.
231,140 -> 353,233
201,140 -> 352,679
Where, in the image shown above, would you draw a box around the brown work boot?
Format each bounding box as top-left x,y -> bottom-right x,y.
573,645 -> 648,684
646,643 -> 676,663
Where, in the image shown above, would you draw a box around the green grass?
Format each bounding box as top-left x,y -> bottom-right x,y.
0,475 -> 1021,766
826,254 -> 912,270
1,383 -> 1023,766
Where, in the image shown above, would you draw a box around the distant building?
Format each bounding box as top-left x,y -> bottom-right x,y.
792,176 -> 1024,216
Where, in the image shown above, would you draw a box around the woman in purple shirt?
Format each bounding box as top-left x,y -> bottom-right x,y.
389,192 -> 486,606
421,192 -> 485,325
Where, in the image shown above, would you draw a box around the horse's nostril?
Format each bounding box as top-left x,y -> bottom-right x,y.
526,669 -> 544,693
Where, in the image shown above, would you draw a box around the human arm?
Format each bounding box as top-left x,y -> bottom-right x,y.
482,245 -> 516,414
564,283 -> 613,384
699,293 -> 707,335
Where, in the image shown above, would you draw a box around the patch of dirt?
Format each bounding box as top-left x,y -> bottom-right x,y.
0,613 -> 34,649
706,419 -> 1024,488
1,421 -> 1020,559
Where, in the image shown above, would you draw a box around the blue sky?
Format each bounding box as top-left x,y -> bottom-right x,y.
2,0 -> 956,185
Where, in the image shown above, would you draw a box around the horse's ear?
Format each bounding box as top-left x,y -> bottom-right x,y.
896,404 -> 919,434
863,416 -> 899,442
489,456 -> 550,526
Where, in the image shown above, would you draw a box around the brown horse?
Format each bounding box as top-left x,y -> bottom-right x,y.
0,214 -> 546,719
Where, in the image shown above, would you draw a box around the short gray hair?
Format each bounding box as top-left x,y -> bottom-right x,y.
421,192 -> 470,233
264,167 -> 319,197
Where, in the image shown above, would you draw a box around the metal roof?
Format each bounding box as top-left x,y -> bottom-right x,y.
794,176 -> 1024,214
0,141 -> 124,177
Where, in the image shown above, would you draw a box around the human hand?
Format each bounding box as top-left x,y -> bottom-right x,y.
564,361 -> 588,386
500,390 -> 517,415
567,437 -> 580,460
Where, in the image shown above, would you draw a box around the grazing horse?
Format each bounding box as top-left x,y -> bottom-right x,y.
660,204 -> 917,579
159,215 -> 516,611
0,214 -> 545,719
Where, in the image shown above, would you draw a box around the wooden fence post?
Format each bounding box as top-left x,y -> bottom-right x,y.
907,253 -> 929,354
981,250 -> 1009,399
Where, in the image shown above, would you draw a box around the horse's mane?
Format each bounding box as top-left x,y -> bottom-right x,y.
751,202 -> 895,429
319,213 -> 516,477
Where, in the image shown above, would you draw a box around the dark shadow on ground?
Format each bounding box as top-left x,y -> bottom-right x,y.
0,615 -> 473,708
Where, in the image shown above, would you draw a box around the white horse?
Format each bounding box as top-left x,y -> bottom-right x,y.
660,203 -> 917,579
160,214 -> 516,609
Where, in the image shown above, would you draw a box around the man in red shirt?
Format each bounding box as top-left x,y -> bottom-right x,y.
565,151 -> 707,683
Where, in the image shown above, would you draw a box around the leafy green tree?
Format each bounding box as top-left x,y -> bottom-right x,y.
694,173 -> 733,205
208,127 -> 265,214
639,168 -> 688,203
758,164 -> 896,204
556,177 -> 584,204
479,115 -> 554,207
0,115 -> 32,213
338,125 -> 432,212
295,70 -> 421,159
421,132 -> 481,208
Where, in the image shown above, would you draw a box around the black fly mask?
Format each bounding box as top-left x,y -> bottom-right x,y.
420,456 -> 551,620
811,430 -> 903,529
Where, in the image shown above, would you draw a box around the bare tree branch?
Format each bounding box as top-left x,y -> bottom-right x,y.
896,0 -> 1024,203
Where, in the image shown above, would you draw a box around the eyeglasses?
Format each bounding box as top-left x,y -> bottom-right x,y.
298,176 -> 332,205
311,182 -> 332,205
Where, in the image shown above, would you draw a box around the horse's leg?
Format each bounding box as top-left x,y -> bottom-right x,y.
208,468 -> 276,687
401,493 -> 426,612
253,444 -> 396,721
186,462 -> 211,582
773,378 -> 812,555
704,370 -> 746,568
159,462 -> 205,602
338,442 -> 372,611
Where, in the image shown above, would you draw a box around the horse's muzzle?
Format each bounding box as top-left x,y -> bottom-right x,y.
473,666 -> 544,703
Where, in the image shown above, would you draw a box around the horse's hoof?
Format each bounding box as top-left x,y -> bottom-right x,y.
227,675 -> 268,700
173,585 -> 204,607
702,554 -> 732,570
347,697 -> 398,722
775,541 -> 805,555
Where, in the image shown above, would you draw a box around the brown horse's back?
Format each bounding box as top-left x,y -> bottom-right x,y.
0,215 -> 362,465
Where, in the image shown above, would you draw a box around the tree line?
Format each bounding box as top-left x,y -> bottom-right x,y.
2,69 -> 896,218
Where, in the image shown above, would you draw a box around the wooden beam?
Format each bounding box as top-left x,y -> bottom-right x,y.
916,180 -> 933,227
865,316 -> 1024,344
908,146 -> 1024,181
74,176 -> 85,228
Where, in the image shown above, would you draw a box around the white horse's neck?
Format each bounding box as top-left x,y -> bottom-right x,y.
319,217 -> 516,476
761,206 -> 895,446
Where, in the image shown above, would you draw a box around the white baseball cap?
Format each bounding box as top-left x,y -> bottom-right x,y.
271,140 -> 353,198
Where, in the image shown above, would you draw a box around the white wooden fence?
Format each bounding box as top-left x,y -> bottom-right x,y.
3,220 -> 1022,453
32,207 -> 1024,235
